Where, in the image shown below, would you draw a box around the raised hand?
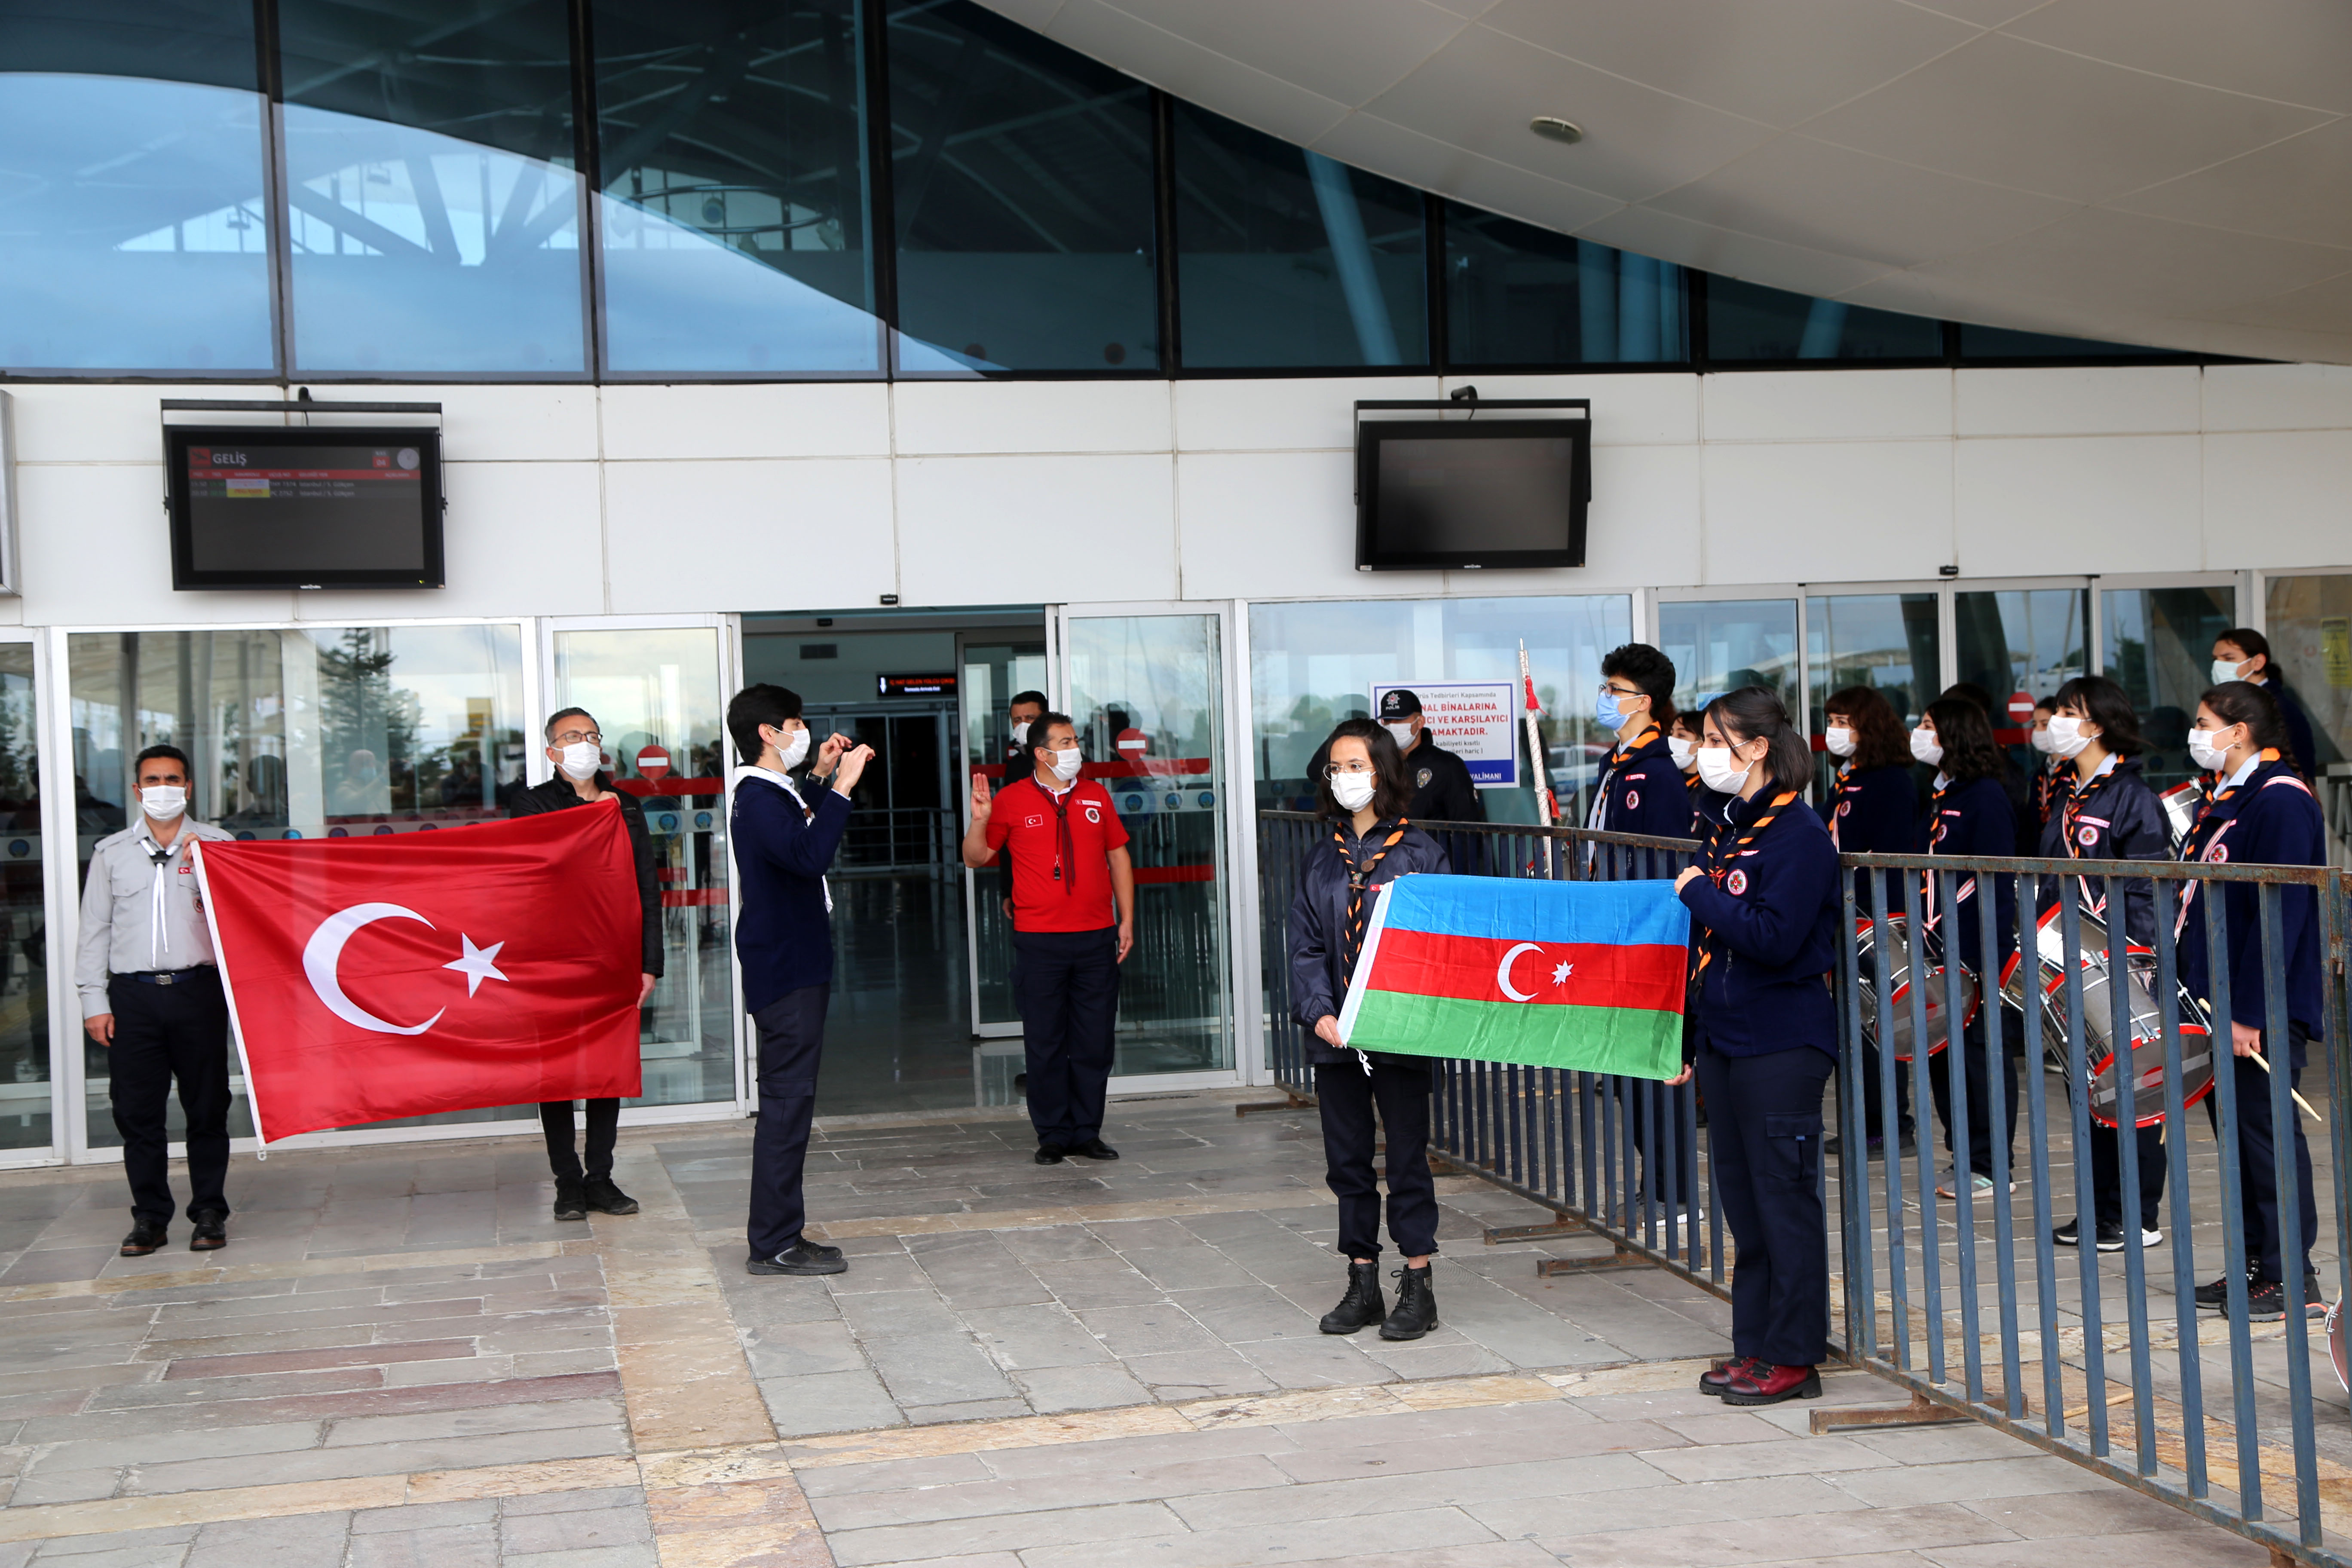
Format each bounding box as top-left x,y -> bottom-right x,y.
969,770 -> 993,822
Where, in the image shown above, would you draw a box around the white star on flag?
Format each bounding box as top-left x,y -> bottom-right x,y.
443,934 -> 509,997
1551,960 -> 1574,986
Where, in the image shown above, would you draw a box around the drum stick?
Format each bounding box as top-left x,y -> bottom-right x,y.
2246,1049 -> 2325,1124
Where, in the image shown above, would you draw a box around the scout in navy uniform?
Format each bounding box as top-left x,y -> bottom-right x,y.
1669,709 -> 1728,836
1912,696 -> 2018,1200
2211,628 -> 2317,783
1589,644 -> 1698,859
1817,685 -> 1919,1157
2178,681 -> 2328,1321
2027,695 -> 2067,836
1671,686 -> 1841,1407
2034,676 -> 2171,1252
1375,689 -> 1485,824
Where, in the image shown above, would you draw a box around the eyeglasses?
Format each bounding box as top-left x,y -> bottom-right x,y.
1321,761 -> 1376,778
1598,683 -> 1642,699
551,729 -> 602,747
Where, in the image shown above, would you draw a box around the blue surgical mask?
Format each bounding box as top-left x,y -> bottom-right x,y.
1595,689 -> 1628,729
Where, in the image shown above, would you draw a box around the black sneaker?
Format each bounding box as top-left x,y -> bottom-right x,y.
748,1239 -> 848,1277
2195,1270 -> 2254,1311
2244,1277 -> 2327,1322
582,1176 -> 640,1215
2053,1216 -> 2082,1248
551,1181 -> 588,1222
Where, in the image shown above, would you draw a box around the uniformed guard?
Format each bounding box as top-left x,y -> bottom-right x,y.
1376,689 -> 1485,824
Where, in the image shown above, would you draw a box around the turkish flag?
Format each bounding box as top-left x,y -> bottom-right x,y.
192,799 -> 644,1142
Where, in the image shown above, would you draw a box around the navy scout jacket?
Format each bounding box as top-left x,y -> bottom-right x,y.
2177,757 -> 2325,1036
1287,819 -> 1449,1067
1922,773 -> 2017,973
732,766 -> 854,1011
1678,787 -> 1841,1059
1592,728 -> 1697,841
2264,679 -> 2318,784
2034,754 -> 2169,947
1819,761 -> 1914,919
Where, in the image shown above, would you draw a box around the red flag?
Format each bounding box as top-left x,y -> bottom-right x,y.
193,799 -> 644,1143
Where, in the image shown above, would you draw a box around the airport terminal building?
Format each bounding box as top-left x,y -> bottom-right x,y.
3,0 -> 2349,1170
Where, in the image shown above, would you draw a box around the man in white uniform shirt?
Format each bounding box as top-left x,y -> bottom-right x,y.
76,745 -> 236,1255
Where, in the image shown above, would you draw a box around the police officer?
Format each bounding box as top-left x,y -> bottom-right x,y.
1672,687 -> 1841,1407
1377,689 -> 1484,824
77,746 -> 235,1255
2210,629 -> 2317,782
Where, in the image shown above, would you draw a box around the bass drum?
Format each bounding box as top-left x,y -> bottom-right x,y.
1856,913 -> 1979,1063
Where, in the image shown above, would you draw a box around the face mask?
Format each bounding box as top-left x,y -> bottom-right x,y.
2187,728 -> 2230,772
2045,715 -> 2092,759
1594,689 -> 1627,729
768,726 -> 809,771
1382,720 -> 1416,750
1822,726 -> 1855,759
1011,721 -> 1030,747
557,741 -> 601,781
140,784 -> 187,821
1909,728 -> 1943,767
2029,723 -> 2056,754
1696,746 -> 1748,793
1330,772 -> 1377,812
1666,736 -> 1695,769
1050,747 -> 1082,784
2211,656 -> 2251,686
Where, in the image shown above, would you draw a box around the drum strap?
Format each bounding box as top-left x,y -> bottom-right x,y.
1690,790 -> 1800,982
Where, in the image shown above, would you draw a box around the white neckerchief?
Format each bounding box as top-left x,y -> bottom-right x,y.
734,765 -> 833,913
135,818 -> 187,967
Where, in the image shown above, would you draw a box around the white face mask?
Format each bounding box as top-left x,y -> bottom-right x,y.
1695,745 -> 1749,793
1909,728 -> 1943,767
1381,720 -> 1417,750
2187,727 -> 2231,772
1050,747 -> 1082,784
2045,714 -> 2092,760
557,741 -> 602,781
1822,726 -> 1855,759
2211,656 -> 2251,686
1330,772 -> 1377,812
767,725 -> 809,771
2029,723 -> 2056,754
139,784 -> 188,821
1666,736 -> 1696,769
1011,720 -> 1031,746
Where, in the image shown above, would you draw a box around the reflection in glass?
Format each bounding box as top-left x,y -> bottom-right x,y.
886,0 -> 1155,372
1806,592 -> 1938,799
1173,105 -> 1425,369
68,625 -> 528,1144
1657,599 -> 1800,725
1066,615 -> 1230,1077
0,2 -> 273,371
1954,590 -> 2089,720
278,0 -> 586,373
2103,585 -> 2236,793
594,0 -> 880,374
552,628 -> 734,1109
1704,276 -> 1941,362
0,647 -> 47,1152
2264,577 -> 2352,855
1445,206 -> 1684,365
1960,324 -> 2173,359
962,640 -> 1047,1039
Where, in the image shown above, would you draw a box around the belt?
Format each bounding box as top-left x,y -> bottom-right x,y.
114,968 -> 218,986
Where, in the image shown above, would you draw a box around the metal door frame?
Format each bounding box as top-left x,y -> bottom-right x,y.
954,627 -> 1050,1042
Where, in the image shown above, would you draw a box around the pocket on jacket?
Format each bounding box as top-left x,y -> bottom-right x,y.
1763,1111 -> 1823,1185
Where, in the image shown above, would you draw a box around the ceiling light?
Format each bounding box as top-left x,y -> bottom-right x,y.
1529,116 -> 1584,145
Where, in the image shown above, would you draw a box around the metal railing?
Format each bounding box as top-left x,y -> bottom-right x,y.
1257,807 -> 2352,1565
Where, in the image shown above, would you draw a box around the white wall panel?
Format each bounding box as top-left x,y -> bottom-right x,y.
2203,363 -> 2352,432
7,385 -> 241,464
892,380 -> 1172,455
897,453 -> 1176,605
1173,376 -> 1442,452
600,383 -> 890,461
1702,369 -> 1952,443
1955,364 -> 2202,437
1565,442 -> 1703,591
2203,431 -> 2352,571
1176,450 -> 1439,602
1956,434 -> 2202,576
315,462 -> 604,622
1436,373 -> 1701,447
395,385 -> 597,462
606,458 -> 896,615
16,463 -> 291,625
1705,440 -> 1952,583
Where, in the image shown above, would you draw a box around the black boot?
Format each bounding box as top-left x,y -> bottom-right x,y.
551,1180 -> 588,1222
1318,1261 -> 1386,1335
1380,1263 -> 1438,1341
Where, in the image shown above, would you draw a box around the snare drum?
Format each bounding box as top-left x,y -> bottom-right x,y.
2038,909 -> 2218,1129
1855,914 -> 1979,1062
2158,778 -> 2205,854
2001,906 -> 2075,1072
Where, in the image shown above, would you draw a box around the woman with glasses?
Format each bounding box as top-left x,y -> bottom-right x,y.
1287,718 -> 1449,1343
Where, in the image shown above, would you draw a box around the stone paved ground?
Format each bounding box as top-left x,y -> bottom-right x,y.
0,1092 -> 2293,1566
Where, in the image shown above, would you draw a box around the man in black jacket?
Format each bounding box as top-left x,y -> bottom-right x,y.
510,707 -> 663,1222
1378,689 -> 1486,823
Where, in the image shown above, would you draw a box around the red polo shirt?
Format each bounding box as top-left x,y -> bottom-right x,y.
985,776 -> 1129,933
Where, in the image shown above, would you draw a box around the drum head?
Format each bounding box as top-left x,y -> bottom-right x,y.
2086,1026 -> 2217,1130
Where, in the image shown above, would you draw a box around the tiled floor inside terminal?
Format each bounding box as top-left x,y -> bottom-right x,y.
0,1091 -> 2300,1566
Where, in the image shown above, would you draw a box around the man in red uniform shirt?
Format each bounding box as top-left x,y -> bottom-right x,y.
963,711 -> 1135,1164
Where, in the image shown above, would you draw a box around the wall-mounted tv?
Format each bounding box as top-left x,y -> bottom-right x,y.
1355,417 -> 1590,571
165,426 -> 444,590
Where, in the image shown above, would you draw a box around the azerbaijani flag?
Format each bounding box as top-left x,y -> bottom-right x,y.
1335,874 -> 1690,1078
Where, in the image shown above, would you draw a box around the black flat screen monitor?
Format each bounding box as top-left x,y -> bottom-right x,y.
1355,418 -> 1590,571
165,426 -> 445,590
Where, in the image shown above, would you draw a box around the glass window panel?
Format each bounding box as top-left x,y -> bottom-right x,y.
0,646 -> 48,1152
886,0 -> 1156,372
1444,208 -> 1684,366
1959,324 -> 2175,359
1954,586 -> 2088,783
279,0 -> 587,374
1806,591 -> 1939,798
1174,104 -> 1426,369
593,0 -> 880,374
961,639 -> 1046,1038
69,625 -> 529,1144
1703,276 -> 1942,362
2102,585 -> 2236,794
0,2 -> 274,372
2265,575 -> 2352,858
1656,598 -> 1800,724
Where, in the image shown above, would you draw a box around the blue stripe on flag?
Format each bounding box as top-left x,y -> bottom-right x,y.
1375,873 -> 1689,949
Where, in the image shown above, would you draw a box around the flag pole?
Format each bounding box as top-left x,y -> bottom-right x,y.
1520,640 -> 1556,877
188,840 -> 271,1158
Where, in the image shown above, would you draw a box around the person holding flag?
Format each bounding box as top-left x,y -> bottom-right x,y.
1671,687 -> 1841,1406
1286,718 -> 1450,1343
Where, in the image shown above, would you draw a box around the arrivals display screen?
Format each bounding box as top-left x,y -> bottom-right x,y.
1354,418 -> 1590,571
165,426 -> 445,590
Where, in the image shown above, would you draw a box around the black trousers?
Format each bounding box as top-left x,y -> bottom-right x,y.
747,984 -> 828,1262
1313,1060 -> 1438,1259
2207,1021 -> 2318,1284
2084,1122 -> 2167,1232
107,970 -> 231,1226
539,1098 -> 619,1184
1012,927 -> 1120,1149
1926,1013 -> 2017,1179
1695,1038 -> 1832,1369
1857,1048 -> 1915,1141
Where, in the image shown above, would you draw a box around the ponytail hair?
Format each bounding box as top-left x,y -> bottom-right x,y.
2199,680 -> 2295,768
1705,686 -> 1810,797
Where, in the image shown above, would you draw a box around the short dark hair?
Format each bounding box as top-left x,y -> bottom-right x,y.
1703,687 -> 1808,797
1601,643 -> 1678,730
1925,695 -> 2003,785
2214,627 -> 2270,673
1823,686 -> 1909,772
1027,711 -> 1076,767
133,744 -> 190,781
1314,718 -> 1415,822
543,706 -> 597,742
1009,690 -> 1047,713
726,684 -> 802,766
2051,675 -> 2145,757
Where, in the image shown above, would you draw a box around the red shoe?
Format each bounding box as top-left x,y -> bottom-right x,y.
1721,1363 -> 1822,1406
1698,1356 -> 1761,1397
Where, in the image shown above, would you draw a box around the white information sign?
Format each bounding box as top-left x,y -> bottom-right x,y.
1371,679 -> 1519,789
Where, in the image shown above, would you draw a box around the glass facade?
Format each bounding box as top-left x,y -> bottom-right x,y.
2101,585 -> 2235,792
1444,206 -> 1684,366
1657,599 -> 1800,725
1958,324 -> 2174,359
1705,276 -> 1943,362
1806,592 -> 1938,798
2265,575 -> 2352,863
0,645 -> 46,1154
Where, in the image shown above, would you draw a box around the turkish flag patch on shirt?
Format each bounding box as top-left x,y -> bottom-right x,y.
193,800 -> 643,1142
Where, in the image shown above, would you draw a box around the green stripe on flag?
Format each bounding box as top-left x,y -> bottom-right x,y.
1347,992 -> 1682,1079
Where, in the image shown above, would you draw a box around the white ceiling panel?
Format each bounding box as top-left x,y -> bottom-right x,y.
1308,112 -> 1625,233
2001,0 -> 2352,115
2109,122 -> 2352,251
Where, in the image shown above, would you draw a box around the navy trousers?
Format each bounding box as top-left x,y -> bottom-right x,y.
1313,1060 -> 1438,1259
1926,1013 -> 2017,1179
1012,927 -> 1120,1149
539,1098 -> 619,1184
747,984 -> 829,1262
1695,1037 -> 1833,1369
107,970 -> 232,1227
2084,1121 -> 2166,1232
2207,1020 -> 2318,1284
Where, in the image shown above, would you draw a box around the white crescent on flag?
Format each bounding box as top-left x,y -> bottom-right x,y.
303,902 -> 447,1036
